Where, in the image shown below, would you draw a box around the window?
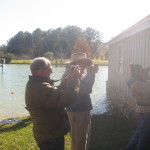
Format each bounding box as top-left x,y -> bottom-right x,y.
118,45 -> 123,73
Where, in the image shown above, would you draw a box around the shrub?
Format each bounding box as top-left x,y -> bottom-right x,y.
4,53 -> 15,63
44,52 -> 54,60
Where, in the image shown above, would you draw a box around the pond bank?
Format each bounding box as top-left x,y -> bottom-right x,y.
10,59 -> 109,65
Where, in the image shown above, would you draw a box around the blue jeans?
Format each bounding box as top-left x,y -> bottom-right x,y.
126,113 -> 150,150
38,136 -> 64,150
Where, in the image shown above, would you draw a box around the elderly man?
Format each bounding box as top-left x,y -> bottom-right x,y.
61,52 -> 98,150
25,57 -> 80,150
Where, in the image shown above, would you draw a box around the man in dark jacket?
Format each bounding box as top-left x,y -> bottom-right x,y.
25,57 -> 80,150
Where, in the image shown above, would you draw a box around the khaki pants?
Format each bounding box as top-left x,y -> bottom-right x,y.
67,111 -> 91,150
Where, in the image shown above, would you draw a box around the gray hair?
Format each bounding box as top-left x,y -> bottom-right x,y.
30,57 -> 51,75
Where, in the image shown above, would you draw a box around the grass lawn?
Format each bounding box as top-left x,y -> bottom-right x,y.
0,113 -> 136,150
10,59 -> 108,65
89,114 -> 136,150
10,59 -> 69,65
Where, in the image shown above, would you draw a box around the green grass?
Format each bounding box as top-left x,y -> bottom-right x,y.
89,114 -> 136,150
10,59 -> 70,65
0,117 -> 71,150
0,114 -> 136,150
10,59 -> 32,64
10,59 -> 108,65
93,59 -> 108,66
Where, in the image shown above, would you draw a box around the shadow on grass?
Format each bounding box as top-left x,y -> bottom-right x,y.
0,117 -> 31,133
89,113 -> 136,150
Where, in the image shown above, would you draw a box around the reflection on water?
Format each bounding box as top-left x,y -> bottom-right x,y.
91,66 -> 108,114
0,64 -> 108,120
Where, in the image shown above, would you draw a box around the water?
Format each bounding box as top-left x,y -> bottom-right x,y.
0,64 -> 108,120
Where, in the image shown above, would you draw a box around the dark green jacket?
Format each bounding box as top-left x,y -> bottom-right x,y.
25,76 -> 79,144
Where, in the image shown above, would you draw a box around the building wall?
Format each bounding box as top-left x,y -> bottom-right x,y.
107,27 -> 150,117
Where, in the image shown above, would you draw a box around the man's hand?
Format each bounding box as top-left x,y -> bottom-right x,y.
67,65 -> 82,78
86,63 -> 99,74
60,65 -> 81,89
62,65 -> 82,80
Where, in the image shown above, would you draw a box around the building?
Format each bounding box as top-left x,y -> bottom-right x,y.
106,14 -> 150,117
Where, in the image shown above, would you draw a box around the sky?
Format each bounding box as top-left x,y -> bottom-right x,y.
0,0 -> 150,45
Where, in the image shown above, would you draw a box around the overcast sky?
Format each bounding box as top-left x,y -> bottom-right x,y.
0,0 -> 149,45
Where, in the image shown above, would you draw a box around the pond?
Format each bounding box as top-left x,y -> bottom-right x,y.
0,64 -> 108,120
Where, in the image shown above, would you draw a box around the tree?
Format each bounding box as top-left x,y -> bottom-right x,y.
54,37 -> 70,59
0,44 -> 7,53
4,53 -> 15,63
62,26 -> 84,50
84,27 -> 103,42
84,27 -> 103,58
22,32 -> 32,55
32,28 -> 46,57
44,52 -> 54,60
4,26 -> 104,59
99,45 -> 108,59
0,45 -> 7,57
72,39 -> 91,57
7,31 -> 32,56
0,51 -> 4,57
43,29 -> 53,55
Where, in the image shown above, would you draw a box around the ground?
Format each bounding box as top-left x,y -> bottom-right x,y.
0,111 -> 136,150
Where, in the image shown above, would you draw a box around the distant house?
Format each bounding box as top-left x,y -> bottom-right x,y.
106,14 -> 150,117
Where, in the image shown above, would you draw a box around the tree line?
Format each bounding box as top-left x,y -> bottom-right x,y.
0,26 -> 108,63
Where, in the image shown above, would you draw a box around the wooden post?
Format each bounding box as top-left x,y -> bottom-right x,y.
1,64 -> 3,74
0,58 -> 5,74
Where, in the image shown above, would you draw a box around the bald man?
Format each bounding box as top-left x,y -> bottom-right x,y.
25,57 -> 80,150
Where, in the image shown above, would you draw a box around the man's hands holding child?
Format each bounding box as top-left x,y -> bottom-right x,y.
67,65 -> 82,79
